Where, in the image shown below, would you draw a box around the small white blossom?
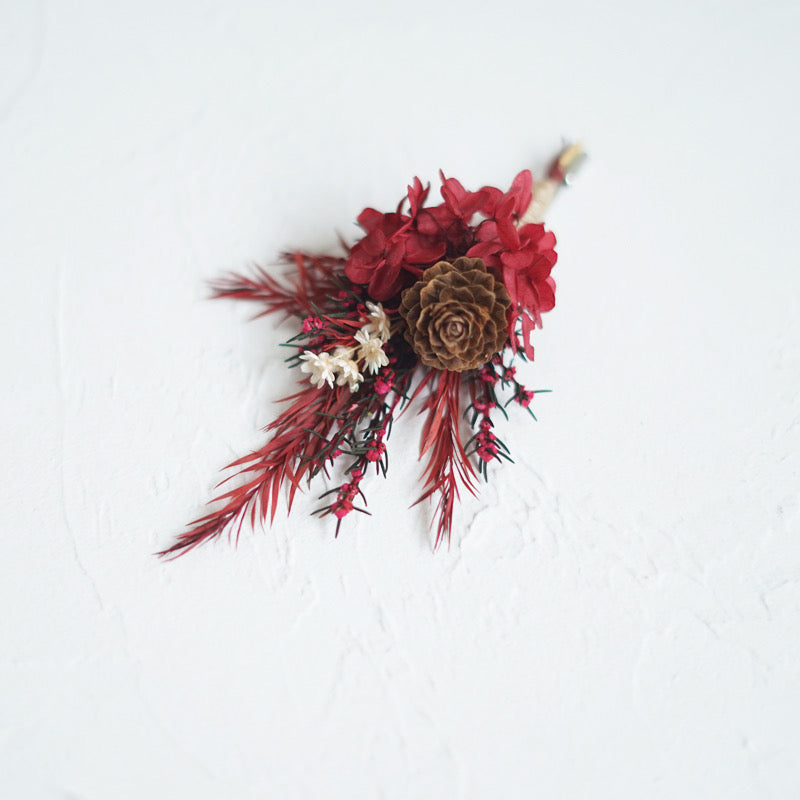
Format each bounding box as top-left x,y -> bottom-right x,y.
299,350 -> 337,389
355,328 -> 389,375
365,302 -> 391,343
332,352 -> 363,393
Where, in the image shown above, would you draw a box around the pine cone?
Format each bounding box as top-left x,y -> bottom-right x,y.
399,257 -> 511,372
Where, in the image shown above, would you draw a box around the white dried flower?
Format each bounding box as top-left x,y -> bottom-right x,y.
299,350 -> 337,389
354,328 -> 389,375
365,301 -> 391,343
332,352 -> 363,393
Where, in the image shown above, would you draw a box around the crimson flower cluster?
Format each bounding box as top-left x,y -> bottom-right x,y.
344,170 -> 557,357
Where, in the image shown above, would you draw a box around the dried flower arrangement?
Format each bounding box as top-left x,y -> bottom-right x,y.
161,144 -> 585,557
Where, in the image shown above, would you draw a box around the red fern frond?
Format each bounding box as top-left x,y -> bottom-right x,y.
159,381 -> 352,559
413,370 -> 479,548
210,251 -> 348,319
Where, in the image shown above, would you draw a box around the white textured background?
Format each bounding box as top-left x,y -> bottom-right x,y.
2,1 -> 799,797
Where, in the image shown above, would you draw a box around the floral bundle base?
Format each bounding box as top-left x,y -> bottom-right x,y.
161,144 -> 585,557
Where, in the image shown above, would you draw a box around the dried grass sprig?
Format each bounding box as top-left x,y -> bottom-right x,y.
210,252 -> 347,320
413,370 -> 479,548
159,381 -> 351,559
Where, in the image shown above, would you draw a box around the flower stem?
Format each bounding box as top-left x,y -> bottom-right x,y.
518,142 -> 586,225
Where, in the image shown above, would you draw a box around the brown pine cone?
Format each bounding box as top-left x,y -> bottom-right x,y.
399,256 -> 511,372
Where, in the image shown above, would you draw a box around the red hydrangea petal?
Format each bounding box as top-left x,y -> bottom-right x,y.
507,170 -> 533,216
357,207 -> 384,231
537,276 -> 556,312
495,211 -> 520,250
500,249 -> 532,271
519,312 -> 536,358
439,172 -> 494,220
407,177 -> 430,216
415,208 -> 443,236
367,262 -> 404,301
518,223 -> 556,251
476,185 -> 503,216
466,241 -> 499,259
405,236 -> 446,264
473,219 -> 499,242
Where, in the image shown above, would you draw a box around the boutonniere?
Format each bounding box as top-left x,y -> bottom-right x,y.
162,144 -> 585,557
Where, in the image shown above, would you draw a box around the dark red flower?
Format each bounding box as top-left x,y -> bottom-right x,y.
365,439 -> 386,462
520,389 -> 535,407
439,172 -> 501,221
468,221 -> 556,358
302,315 -> 323,333
473,396 -> 495,413
344,179 -> 446,300
344,168 -> 556,356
